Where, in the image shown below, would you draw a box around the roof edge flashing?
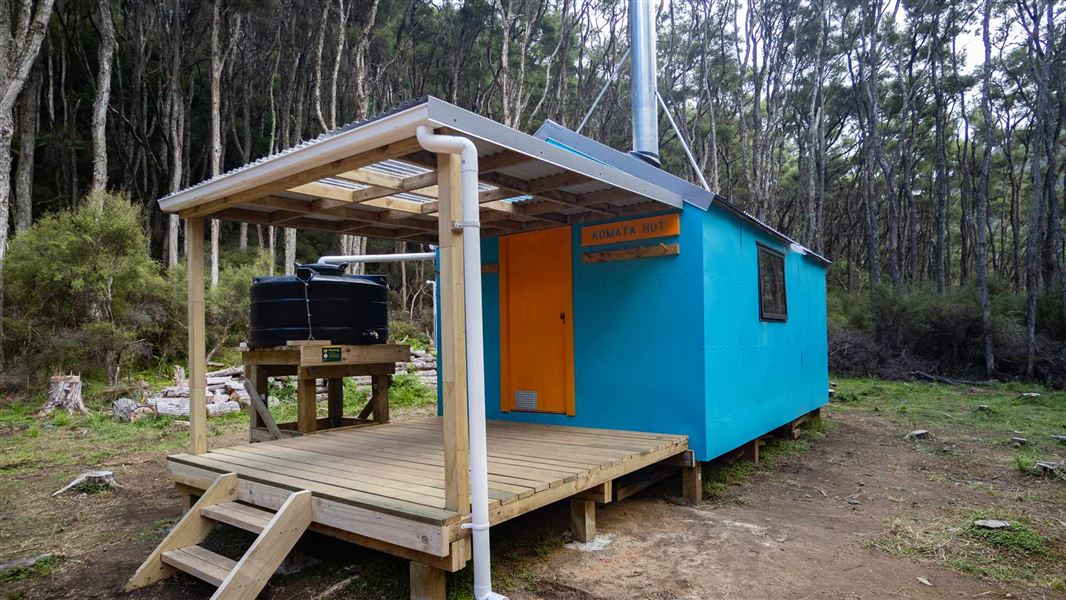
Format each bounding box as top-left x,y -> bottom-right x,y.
158,99 -> 432,214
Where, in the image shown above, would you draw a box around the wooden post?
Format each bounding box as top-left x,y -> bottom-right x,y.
327,377 -> 344,427
437,152 -> 471,515
186,217 -> 207,455
409,562 -> 446,600
681,462 -> 703,505
370,374 -> 391,423
741,438 -> 760,463
297,375 -> 317,434
570,498 -> 596,543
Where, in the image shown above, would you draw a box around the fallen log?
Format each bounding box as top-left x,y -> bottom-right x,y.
206,365 -> 244,378
154,397 -> 241,417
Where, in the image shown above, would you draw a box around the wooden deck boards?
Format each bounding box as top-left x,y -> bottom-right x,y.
166,417 -> 687,558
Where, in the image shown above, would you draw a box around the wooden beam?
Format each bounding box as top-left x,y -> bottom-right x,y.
297,377 -> 317,434
481,171 -> 616,217
362,196 -> 430,214
352,172 -> 439,203
289,181 -> 355,205
327,378 -> 344,428
581,243 -> 680,264
186,217 -> 207,455
179,137 -> 423,218
370,374 -> 391,423
410,562 -> 446,600
570,498 -> 596,543
438,153 -> 471,516
681,462 -> 702,505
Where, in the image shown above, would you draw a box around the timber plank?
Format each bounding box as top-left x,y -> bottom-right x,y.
167,455 -> 457,524
167,462 -> 451,557
222,443 -> 530,501
186,449 -> 469,510
273,435 -> 550,494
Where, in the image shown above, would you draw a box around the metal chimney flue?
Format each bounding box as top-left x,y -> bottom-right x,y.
629,0 -> 660,166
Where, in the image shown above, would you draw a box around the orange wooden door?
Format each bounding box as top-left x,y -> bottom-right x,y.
499,226 -> 575,415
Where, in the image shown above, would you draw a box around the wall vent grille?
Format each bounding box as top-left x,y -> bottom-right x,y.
514,390 -> 537,411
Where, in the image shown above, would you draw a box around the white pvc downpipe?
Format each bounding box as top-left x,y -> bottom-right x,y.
415,125 -> 505,600
317,252 -> 436,264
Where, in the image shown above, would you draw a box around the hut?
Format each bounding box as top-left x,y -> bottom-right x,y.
125,10 -> 825,596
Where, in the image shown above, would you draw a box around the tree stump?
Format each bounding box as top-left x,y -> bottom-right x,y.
39,375 -> 89,416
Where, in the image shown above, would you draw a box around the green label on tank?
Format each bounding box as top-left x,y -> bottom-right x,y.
321,346 -> 342,362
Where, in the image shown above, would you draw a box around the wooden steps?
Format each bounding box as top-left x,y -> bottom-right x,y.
161,546 -> 236,587
201,501 -> 275,534
125,472 -> 312,599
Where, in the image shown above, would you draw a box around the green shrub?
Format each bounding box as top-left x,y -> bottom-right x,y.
828,279 -> 1066,384
390,372 -> 435,407
390,319 -> 432,351
2,194 -> 166,385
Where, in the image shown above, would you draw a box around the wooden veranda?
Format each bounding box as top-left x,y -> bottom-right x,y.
130,97 -> 697,600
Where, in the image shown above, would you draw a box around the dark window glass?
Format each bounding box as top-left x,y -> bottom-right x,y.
757,244 -> 787,321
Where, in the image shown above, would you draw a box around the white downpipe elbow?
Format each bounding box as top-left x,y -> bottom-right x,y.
415,125 -> 505,600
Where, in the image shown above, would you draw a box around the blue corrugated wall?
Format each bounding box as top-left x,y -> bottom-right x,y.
436,205 -> 828,462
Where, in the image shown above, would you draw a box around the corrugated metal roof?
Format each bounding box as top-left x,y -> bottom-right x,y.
156,97 -> 687,243
159,97 -> 433,207
533,120 -> 831,266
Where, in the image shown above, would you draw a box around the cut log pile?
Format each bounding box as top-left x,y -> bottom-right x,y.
113,349 -> 437,420
404,349 -> 438,389
144,367 -> 249,417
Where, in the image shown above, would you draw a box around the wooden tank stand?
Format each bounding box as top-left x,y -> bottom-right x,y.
240,341 -> 411,442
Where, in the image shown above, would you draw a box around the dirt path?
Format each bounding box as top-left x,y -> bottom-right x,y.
2,407 -> 1062,600
521,410 -> 1058,600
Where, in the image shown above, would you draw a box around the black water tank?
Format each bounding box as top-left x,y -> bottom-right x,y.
249,263 -> 388,347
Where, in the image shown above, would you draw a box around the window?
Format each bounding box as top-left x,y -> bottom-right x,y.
757,244 -> 787,321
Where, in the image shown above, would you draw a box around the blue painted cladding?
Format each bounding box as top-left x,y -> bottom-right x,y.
477,211 -> 708,457
700,208 -> 829,458
436,205 -> 828,462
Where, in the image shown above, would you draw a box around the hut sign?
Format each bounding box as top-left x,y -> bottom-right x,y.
581,214 -> 680,246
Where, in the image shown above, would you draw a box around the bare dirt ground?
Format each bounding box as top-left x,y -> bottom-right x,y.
2,404 -> 1062,600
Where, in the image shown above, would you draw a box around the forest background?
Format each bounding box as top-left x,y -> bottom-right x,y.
0,0 -> 1064,388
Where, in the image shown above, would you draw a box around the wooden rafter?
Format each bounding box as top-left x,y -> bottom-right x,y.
179,138 -> 424,219
480,171 -> 616,217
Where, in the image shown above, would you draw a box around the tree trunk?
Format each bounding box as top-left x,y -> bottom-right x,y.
15,66 -> 40,232
90,0 -> 116,196
931,16 -> 948,294
209,0 -> 223,287
166,0 -> 183,269
0,0 -> 56,362
975,0 -> 995,376
284,227 -> 296,275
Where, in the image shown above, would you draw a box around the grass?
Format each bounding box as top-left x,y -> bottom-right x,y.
836,376 -> 1065,590
0,365 -> 438,482
875,512 -> 1062,588
0,555 -> 59,585
831,377 -> 1066,472
701,416 -> 834,502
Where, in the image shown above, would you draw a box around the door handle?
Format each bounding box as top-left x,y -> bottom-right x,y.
560,312 -> 566,323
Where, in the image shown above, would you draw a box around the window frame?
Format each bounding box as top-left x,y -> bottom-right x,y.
756,243 -> 788,322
